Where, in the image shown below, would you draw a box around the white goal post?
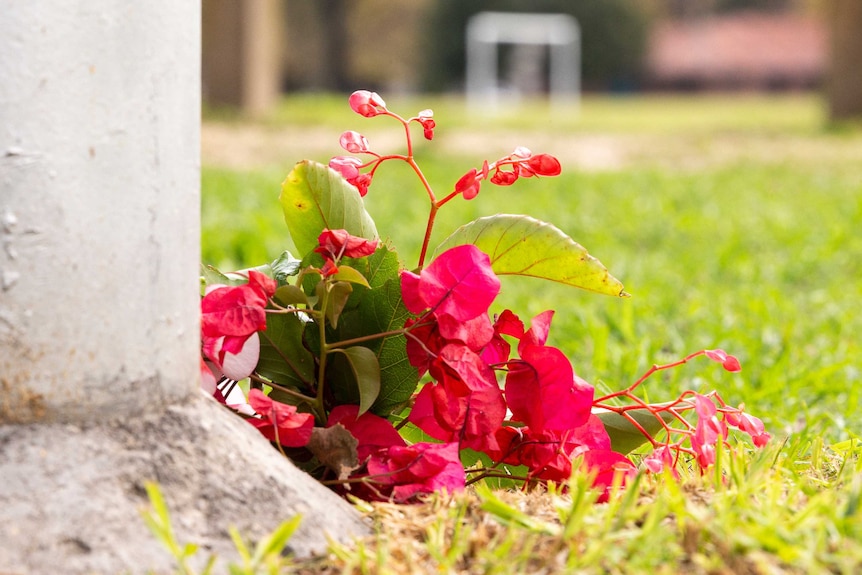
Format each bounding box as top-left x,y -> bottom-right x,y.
466,11 -> 581,110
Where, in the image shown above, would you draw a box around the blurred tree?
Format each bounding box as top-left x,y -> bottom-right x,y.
715,0 -> 795,11
825,0 -> 862,120
423,0 -> 648,92
312,0 -> 350,91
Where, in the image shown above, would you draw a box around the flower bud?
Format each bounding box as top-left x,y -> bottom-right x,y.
339,130 -> 370,153
349,90 -> 387,117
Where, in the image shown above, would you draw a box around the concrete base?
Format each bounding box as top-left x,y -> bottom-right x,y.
0,395 -> 368,574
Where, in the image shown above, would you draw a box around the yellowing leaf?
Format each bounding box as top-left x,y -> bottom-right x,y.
434,214 -> 629,298
279,160 -> 378,258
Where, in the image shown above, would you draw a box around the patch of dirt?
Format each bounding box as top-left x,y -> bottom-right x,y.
202,121 -> 862,173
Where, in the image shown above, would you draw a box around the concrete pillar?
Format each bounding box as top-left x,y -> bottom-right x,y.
0,2 -> 366,572
1,1 -> 200,423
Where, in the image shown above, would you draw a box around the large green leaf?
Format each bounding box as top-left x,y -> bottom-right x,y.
328,246 -> 420,416
332,346 -> 381,416
256,312 -> 316,393
433,214 -> 629,298
595,408 -> 677,455
279,160 -> 378,258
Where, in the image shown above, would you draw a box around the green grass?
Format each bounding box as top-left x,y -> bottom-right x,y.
211,92 -> 826,135
201,93 -> 862,573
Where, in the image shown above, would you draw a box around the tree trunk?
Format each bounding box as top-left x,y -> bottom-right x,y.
313,0 -> 351,91
826,0 -> 862,120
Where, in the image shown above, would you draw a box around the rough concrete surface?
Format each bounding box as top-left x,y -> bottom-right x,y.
0,395 -> 369,574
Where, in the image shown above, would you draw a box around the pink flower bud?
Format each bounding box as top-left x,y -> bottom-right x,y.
490,169 -> 518,186
705,349 -> 742,372
527,154 -> 562,176
329,156 -> 362,180
339,130 -> 370,153
349,90 -> 387,117
417,109 -> 436,140
455,168 -> 481,200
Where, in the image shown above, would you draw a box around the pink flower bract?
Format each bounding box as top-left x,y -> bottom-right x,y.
366,441 -> 465,502
505,344 -> 593,433
247,389 -> 314,448
401,244 -> 500,322
315,228 -> 379,260
326,404 -> 406,462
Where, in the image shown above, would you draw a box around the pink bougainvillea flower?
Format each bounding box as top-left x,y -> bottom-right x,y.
201,270 -> 275,338
318,257 -> 339,277
579,450 -> 638,503
400,244 -> 500,322
247,389 -> 314,448
339,130 -> 371,154
417,109 -> 436,140
518,310 -> 555,352
494,416 -> 610,483
724,410 -> 770,447
505,344 -> 594,433
326,404 -> 406,462
200,357 -> 218,396
349,90 -> 387,117
704,348 -> 742,372
315,228 -> 379,260
436,313 -> 495,352
515,429 -> 580,483
202,331 -> 261,381
454,168 -> 481,200
479,309 -> 523,365
404,317 -> 445,375
692,394 -> 728,467
642,445 -> 679,477
366,441 -> 465,502
201,270 -> 275,375
410,345 -> 507,454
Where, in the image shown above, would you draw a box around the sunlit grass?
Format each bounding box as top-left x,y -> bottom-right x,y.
229,92 -> 828,135
200,93 -> 862,573
300,438 -> 862,574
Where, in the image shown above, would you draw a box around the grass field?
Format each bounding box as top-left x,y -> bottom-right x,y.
200,93 -> 862,573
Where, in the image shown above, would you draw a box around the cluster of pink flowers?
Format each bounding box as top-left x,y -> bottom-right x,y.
198,90 -> 771,504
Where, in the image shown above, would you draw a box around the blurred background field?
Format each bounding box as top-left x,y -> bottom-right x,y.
202,92 -> 862,445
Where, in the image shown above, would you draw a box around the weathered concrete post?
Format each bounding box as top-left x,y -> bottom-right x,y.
0,2 -> 366,573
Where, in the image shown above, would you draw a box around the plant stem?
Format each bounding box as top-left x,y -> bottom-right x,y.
417,202 -> 438,271
326,327 -> 408,350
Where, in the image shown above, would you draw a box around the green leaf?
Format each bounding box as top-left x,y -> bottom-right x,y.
595,408 -> 677,455
251,515 -> 303,566
333,346 -> 381,416
433,214 -> 629,298
270,250 -> 302,283
279,160 -> 378,258
200,264 -> 254,292
332,265 -> 371,288
319,281 -> 353,329
256,313 -> 316,392
331,246 -> 419,416
273,284 -> 310,307
228,525 -> 252,563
